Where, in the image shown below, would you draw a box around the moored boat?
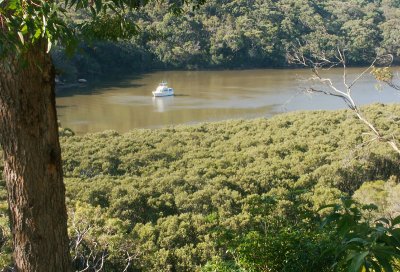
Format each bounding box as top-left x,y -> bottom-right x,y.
152,82 -> 174,97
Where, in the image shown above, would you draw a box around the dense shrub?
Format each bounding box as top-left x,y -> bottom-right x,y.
0,104 -> 399,270
54,0 -> 400,79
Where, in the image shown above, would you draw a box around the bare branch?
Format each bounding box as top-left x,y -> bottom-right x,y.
348,58 -> 377,89
294,48 -> 400,155
384,80 -> 400,92
338,48 -> 349,90
123,252 -> 133,272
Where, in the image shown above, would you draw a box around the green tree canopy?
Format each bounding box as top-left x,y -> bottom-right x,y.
0,0 -> 205,270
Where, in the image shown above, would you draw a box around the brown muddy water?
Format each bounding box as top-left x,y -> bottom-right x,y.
56,68 -> 400,134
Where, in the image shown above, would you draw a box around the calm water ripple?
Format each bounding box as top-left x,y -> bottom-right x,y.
56,68 -> 400,134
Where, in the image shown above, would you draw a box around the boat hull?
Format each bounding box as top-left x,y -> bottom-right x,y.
152,91 -> 174,97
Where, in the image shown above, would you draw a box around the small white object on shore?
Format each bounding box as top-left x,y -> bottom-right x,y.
78,78 -> 87,83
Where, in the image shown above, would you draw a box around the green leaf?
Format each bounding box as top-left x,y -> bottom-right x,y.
7,0 -> 19,10
369,259 -> 382,272
69,0 -> 78,8
389,229 -> 400,243
348,251 -> 368,272
46,39 -> 52,53
392,215 -> 400,227
95,0 -> 103,13
374,253 -> 394,272
373,247 -> 400,259
346,250 -> 360,261
318,203 -> 339,212
42,15 -> 47,33
33,28 -> 42,39
107,3 -> 120,14
20,24 -> 28,35
377,218 -> 390,226
90,6 -> 96,17
321,213 -> 340,228
17,32 -> 24,45
346,238 -> 368,245
362,204 -> 378,211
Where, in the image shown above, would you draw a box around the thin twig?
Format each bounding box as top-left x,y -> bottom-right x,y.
296,50 -> 400,155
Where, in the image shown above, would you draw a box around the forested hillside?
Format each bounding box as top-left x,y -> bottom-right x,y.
1,104 -> 399,270
54,0 -> 400,79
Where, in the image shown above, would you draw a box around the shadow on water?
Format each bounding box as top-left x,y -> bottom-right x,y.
55,67 -> 400,133
56,105 -> 76,109
55,73 -> 145,98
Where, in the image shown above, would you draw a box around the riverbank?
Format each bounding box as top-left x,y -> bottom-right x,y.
52,0 -> 400,81
55,68 -> 400,134
58,104 -> 399,269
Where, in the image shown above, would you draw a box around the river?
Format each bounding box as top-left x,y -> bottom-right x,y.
56,67 -> 400,134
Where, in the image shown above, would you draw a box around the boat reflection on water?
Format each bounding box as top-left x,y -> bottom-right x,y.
152,96 -> 175,112
57,68 -> 400,133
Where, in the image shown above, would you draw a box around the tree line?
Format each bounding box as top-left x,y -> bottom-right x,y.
54,0 -> 400,80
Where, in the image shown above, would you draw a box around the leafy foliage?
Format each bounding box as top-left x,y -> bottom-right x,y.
0,104 -> 399,270
51,0 -> 400,79
321,198 -> 400,272
0,0 -> 206,56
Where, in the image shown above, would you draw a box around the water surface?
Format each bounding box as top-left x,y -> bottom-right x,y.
56,68 -> 400,134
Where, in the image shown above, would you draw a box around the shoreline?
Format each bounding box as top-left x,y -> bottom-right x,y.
57,65 -> 400,87
59,102 -> 398,136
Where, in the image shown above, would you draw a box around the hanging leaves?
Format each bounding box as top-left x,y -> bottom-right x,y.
0,0 -> 204,55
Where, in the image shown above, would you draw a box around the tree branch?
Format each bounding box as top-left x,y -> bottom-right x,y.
296,50 -> 400,155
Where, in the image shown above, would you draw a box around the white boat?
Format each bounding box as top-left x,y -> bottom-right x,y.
152,82 -> 174,97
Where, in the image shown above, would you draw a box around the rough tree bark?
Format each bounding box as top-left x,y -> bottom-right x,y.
0,42 -> 72,270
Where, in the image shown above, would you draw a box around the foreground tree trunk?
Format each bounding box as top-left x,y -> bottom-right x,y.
0,43 -> 72,270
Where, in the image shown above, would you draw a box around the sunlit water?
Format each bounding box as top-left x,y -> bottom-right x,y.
56,68 -> 400,134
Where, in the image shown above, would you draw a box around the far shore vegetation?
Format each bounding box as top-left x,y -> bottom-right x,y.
54,0 -> 400,81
